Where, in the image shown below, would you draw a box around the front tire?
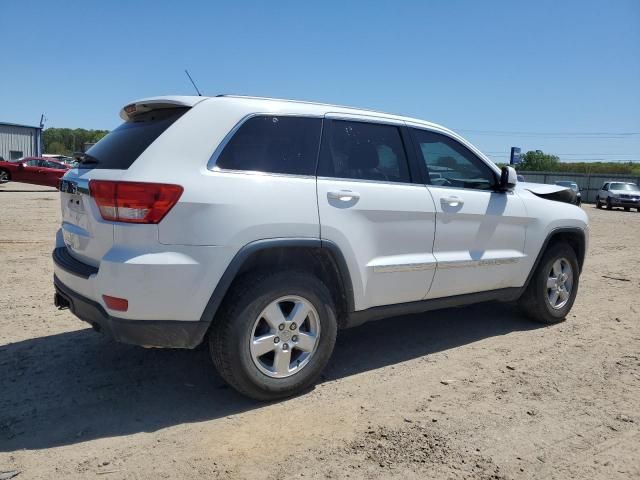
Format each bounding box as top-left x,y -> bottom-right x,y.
518,242 -> 580,324
595,197 -> 602,209
209,271 -> 337,401
606,197 -> 613,210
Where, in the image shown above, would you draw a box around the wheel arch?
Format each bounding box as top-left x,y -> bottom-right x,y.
199,238 -> 355,330
523,227 -> 586,291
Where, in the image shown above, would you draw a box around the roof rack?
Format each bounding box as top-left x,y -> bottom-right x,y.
213,94 -> 403,118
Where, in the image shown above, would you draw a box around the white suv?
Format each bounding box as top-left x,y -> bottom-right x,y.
53,95 -> 588,400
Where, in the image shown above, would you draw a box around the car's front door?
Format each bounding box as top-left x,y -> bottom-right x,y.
409,128 -> 528,299
17,159 -> 44,185
316,117 -> 437,310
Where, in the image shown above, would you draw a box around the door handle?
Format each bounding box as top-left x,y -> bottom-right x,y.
327,190 -> 360,201
441,195 -> 464,207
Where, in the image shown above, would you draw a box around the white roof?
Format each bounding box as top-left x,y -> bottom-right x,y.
119,94 -> 496,169
121,94 -> 450,132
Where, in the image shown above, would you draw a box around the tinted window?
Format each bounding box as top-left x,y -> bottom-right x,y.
25,159 -> 42,167
411,129 -> 495,190
216,116 -> 322,175
82,108 -> 188,169
318,120 -> 410,182
44,161 -> 66,169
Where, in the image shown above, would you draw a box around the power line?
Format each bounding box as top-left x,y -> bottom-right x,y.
485,151 -> 640,156
455,128 -> 640,137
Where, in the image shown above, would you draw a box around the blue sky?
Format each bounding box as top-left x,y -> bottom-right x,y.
2,0 -> 639,163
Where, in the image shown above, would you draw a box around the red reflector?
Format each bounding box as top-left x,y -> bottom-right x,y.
89,181 -> 183,224
102,295 -> 128,312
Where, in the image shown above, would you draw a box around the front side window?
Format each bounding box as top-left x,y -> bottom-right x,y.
215,116 -> 322,175
411,129 -> 496,190
318,120 -> 410,182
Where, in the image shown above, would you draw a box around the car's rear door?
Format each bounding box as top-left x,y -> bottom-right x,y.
409,127 -> 528,298
40,161 -> 67,187
316,116 -> 436,310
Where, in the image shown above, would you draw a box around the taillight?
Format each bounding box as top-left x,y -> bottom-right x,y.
89,180 -> 183,224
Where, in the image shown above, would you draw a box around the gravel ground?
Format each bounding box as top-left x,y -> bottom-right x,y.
1,181 -> 639,479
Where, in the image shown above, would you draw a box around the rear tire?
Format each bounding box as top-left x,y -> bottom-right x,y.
624,207 -> 630,212
0,169 -> 10,183
209,270 -> 337,401
518,243 -> 580,324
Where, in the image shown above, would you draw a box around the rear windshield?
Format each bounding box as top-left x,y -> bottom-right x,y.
82,107 -> 188,169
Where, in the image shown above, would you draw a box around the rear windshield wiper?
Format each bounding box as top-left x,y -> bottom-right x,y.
74,152 -> 100,165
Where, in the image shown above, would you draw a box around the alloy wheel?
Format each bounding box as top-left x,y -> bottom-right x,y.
250,295 -> 321,378
546,258 -> 573,310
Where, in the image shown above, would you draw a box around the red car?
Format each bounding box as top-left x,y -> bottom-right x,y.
0,157 -> 71,187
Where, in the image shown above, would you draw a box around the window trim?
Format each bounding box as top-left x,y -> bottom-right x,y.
317,117 -> 417,185
206,112 -> 324,176
408,126 -> 500,192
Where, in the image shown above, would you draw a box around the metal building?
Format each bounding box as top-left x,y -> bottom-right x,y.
0,122 -> 42,161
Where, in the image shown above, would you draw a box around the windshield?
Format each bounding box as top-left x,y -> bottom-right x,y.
556,181 -> 578,192
610,183 -> 639,191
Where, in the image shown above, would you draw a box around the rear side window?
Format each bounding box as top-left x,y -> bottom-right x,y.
215,116 -> 322,175
318,120 -> 411,183
82,108 -> 188,169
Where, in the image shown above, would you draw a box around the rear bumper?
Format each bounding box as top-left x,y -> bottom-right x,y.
54,275 -> 209,349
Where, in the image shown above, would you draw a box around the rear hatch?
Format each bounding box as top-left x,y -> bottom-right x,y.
59,102 -> 193,267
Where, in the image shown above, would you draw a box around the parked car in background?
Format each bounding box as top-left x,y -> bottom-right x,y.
596,182 -> 640,211
0,157 -> 70,187
517,174 -> 525,182
43,154 -> 76,165
555,181 -> 582,206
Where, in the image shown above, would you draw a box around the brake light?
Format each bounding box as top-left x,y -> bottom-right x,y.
89,181 -> 183,224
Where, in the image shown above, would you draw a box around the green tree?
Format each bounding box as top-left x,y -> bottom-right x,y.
519,150 -> 560,171
43,128 -> 109,155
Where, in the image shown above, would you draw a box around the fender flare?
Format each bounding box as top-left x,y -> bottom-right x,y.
521,227 -> 586,292
198,238 -> 355,326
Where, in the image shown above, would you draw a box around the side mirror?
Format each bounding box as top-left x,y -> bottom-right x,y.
18,163 -> 25,170
499,166 -> 517,191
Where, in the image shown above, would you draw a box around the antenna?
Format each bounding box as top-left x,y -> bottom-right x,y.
184,69 -> 202,96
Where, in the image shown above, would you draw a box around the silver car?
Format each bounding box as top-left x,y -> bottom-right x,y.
596,182 -> 640,212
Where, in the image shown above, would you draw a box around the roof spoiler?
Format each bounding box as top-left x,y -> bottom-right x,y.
119,96 -> 207,121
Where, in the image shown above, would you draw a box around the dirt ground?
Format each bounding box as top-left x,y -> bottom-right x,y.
1,181 -> 639,480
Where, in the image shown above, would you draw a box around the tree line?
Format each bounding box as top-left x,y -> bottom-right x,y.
43,128 -> 109,156
500,150 -> 640,175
